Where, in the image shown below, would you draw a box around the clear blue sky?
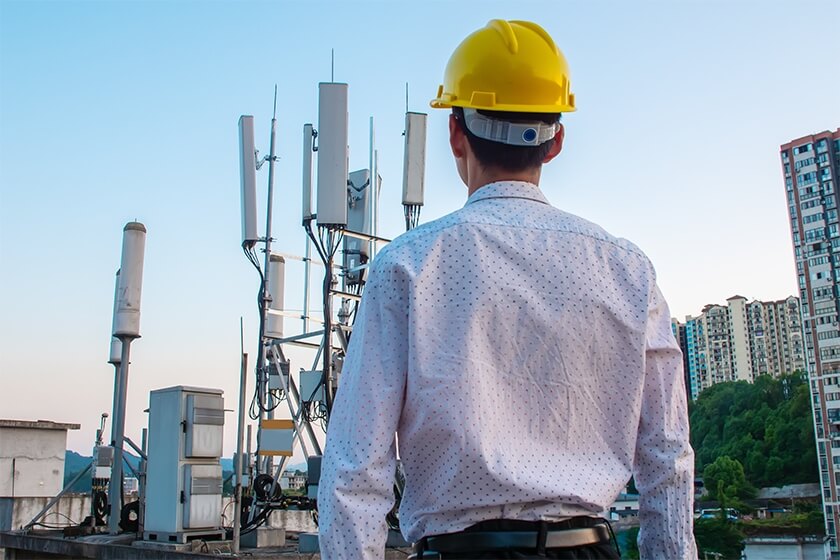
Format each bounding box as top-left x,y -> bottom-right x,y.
1,0 -> 838,454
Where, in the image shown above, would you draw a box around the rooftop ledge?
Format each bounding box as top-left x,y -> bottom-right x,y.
0,419 -> 80,431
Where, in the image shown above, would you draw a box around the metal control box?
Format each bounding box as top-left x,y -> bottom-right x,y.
144,386 -> 225,543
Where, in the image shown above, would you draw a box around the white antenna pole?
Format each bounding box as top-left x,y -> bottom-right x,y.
257,87 -> 280,477
368,117 -> 375,260
374,148 -> 380,255
109,221 -> 146,534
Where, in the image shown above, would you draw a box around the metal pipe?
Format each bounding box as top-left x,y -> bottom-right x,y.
124,437 -> 147,461
323,242 -> 334,413
25,463 -> 92,530
369,117 -> 375,262
304,237 -> 312,333
109,364 -> 122,449
233,352 -> 248,554
255,90 -> 279,478
138,428 -> 147,536
108,335 -> 134,533
246,423 -> 257,526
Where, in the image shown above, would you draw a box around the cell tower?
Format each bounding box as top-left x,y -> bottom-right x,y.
235,81 -> 427,546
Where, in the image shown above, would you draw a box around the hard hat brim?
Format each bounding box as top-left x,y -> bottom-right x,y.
430,96 -> 576,113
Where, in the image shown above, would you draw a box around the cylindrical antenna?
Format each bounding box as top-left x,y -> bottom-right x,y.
108,270 -> 122,364
331,49 -> 335,82
108,221 -> 146,534
405,82 -> 409,114
266,255 -> 285,339
113,222 -> 146,338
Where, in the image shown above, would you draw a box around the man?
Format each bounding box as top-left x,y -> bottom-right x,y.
319,19 -> 697,559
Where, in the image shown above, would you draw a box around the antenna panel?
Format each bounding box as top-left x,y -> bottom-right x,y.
238,115 -> 259,244
344,169 -> 373,285
113,222 -> 146,338
402,112 -> 427,206
266,254 -> 285,339
302,124 -> 314,221
316,83 -> 349,226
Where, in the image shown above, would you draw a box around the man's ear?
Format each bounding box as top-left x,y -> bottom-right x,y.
542,123 -> 565,163
449,113 -> 467,159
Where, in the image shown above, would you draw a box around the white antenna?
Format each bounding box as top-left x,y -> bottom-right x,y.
302,124 -> 314,222
402,112 -> 427,207
108,221 -> 146,534
316,82 -> 349,226
113,222 -> 146,338
344,169 -> 373,286
108,269 -> 121,364
266,254 -> 285,339
238,115 -> 259,246
331,49 -> 335,82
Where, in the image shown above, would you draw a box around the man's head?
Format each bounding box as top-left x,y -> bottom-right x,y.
431,20 -> 575,186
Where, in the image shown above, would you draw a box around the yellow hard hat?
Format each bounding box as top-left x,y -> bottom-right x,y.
431,19 -> 576,114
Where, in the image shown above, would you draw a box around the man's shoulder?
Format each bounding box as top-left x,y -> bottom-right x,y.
374,201 -> 654,274
372,211 -> 462,266
551,208 -> 651,261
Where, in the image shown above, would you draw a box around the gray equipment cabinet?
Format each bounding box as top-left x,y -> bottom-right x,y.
143,386 -> 226,543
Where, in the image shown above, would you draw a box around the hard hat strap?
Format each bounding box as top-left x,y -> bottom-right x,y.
462,108 -> 559,147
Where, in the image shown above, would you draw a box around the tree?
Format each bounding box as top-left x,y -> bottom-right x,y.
703,456 -> 755,502
694,518 -> 744,559
690,373 -> 817,488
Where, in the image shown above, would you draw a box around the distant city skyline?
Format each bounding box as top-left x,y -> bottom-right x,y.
672,293 -> 805,400
1,1 -> 838,455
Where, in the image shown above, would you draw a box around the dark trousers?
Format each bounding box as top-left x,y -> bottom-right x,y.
411,518 -> 621,559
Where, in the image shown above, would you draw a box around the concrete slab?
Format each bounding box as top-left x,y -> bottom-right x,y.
241,527 -> 285,548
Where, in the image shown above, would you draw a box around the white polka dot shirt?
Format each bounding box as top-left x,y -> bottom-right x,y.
318,181 -> 697,559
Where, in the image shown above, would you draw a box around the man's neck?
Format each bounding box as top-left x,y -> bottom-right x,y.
466,167 -> 541,197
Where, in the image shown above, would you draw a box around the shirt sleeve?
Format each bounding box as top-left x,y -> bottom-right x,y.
318,258 -> 409,560
634,283 -> 698,559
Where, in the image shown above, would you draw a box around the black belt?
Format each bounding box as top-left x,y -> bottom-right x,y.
421,523 -> 611,554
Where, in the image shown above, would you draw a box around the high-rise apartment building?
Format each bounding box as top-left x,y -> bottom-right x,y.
675,295 -> 805,401
782,128 -> 840,551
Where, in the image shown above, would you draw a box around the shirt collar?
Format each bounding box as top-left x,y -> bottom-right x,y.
464,181 -> 549,207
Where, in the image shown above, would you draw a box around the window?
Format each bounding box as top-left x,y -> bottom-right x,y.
795,143 -> 813,154
817,139 -> 829,153
805,227 -> 827,242
782,150 -> 790,161
799,171 -> 818,185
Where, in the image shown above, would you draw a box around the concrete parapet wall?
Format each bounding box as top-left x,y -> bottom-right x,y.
0,494 -> 91,532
